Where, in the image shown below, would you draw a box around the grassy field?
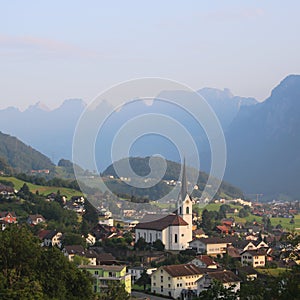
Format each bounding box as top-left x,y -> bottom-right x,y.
194,201 -> 300,231
256,268 -> 289,277
0,176 -> 83,199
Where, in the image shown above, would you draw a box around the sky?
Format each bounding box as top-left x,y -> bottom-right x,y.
1,1 -> 300,110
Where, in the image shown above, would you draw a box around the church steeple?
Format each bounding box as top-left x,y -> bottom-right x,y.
181,158 -> 188,201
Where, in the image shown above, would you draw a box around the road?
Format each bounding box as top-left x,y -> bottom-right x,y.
131,291 -> 170,300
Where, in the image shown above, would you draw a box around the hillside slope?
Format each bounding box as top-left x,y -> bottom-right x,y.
0,131 -> 55,172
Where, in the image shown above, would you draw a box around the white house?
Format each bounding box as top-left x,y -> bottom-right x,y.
151,264 -> 203,299
241,249 -> 266,268
189,237 -> 235,256
196,270 -> 241,296
189,255 -> 218,269
135,162 -> 193,251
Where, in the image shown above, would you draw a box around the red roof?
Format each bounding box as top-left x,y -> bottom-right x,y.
136,214 -> 188,231
195,255 -> 217,267
163,264 -> 203,277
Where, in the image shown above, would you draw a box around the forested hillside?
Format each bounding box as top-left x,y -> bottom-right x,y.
0,131 -> 54,172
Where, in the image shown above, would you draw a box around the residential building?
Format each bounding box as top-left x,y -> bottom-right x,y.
241,249 -> 266,268
189,237 -> 235,256
196,270 -> 241,296
189,255 -> 218,269
128,266 -> 144,283
27,214 -> 45,226
151,264 -> 203,299
63,245 -> 97,265
79,265 -> 131,294
0,211 -> 17,224
38,229 -> 62,247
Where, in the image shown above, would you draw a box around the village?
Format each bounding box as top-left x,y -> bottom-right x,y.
1,169 -> 300,300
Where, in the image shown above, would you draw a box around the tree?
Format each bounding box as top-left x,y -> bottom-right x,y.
135,270 -> 150,291
152,239 -> 165,251
0,226 -> 94,299
134,237 -> 147,251
238,208 -> 249,218
97,282 -> 130,300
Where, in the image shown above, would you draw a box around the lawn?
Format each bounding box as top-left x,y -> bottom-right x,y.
194,201 -> 300,231
0,176 -> 83,199
256,267 -> 289,277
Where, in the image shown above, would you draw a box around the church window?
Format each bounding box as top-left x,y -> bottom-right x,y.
174,234 -> 178,243
186,206 -> 189,214
179,207 -> 182,214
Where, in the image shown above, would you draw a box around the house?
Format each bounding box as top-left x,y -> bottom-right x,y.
135,162 -> 193,251
189,237 -> 236,256
63,245 -> 97,265
193,228 -> 208,239
86,233 -> 96,246
151,264 -> 203,299
27,214 -> 45,226
216,225 -> 232,235
97,253 -> 118,265
0,211 -> 17,224
128,266 -> 145,283
0,184 -> 14,196
38,230 -> 62,247
79,265 -> 131,294
232,240 -> 257,252
241,249 -> 266,268
189,255 -> 218,269
235,266 -> 258,281
196,270 -> 241,296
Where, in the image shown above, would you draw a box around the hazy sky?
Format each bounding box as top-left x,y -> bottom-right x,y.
1,1 -> 300,110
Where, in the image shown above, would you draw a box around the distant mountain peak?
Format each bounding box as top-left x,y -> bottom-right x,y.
26,101 -> 50,112
269,74 -> 300,101
198,87 -> 234,99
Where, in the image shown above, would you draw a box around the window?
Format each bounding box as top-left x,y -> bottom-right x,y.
174,234 -> 178,243
95,271 -> 98,275
161,276 -> 163,283
161,286 -> 163,293
181,234 -> 184,237
186,207 -> 190,214
153,283 -> 156,286
168,284 -> 171,288
150,233 -> 152,242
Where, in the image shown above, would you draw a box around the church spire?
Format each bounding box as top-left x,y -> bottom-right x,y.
181,158 -> 188,201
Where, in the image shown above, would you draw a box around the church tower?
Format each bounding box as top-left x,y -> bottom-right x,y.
177,159 -> 193,230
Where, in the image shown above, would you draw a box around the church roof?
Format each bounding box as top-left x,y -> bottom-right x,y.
135,214 -> 188,231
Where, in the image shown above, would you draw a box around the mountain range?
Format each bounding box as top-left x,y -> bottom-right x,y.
0,75 -> 299,199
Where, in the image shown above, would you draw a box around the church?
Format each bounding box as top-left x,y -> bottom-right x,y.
135,162 -> 193,251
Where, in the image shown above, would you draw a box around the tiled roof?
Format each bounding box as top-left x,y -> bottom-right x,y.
97,253 -> 116,262
241,249 -> 266,256
194,255 -> 217,266
227,246 -> 241,258
79,265 -> 125,272
135,214 -> 188,231
64,245 -> 85,254
28,214 -> 45,221
190,237 -> 236,245
38,229 -> 51,240
162,264 -> 203,277
206,270 -> 241,283
0,211 -> 16,218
